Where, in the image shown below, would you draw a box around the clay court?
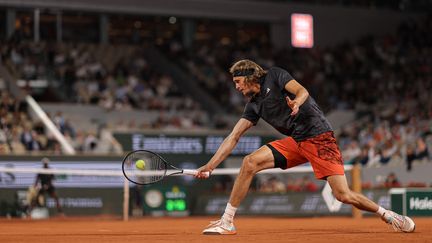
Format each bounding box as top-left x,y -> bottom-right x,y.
1,216 -> 431,243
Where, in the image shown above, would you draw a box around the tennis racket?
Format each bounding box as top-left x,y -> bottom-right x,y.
121,149 -> 210,185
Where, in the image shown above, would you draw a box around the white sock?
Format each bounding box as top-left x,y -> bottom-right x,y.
376,206 -> 387,217
222,203 -> 237,223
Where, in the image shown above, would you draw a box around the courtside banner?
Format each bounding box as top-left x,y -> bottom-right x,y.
1,187 -> 124,215
113,133 -> 278,155
194,189 -> 391,216
390,188 -> 432,216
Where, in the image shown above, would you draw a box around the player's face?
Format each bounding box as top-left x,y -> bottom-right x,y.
233,76 -> 254,96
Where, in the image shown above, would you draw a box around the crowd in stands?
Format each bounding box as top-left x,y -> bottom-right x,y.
0,13 -> 431,167
338,100 -> 431,171
0,91 -> 123,154
211,174 -> 320,193
0,91 -> 65,154
335,14 -> 431,169
167,16 -> 431,115
362,172 -> 430,189
212,167 -> 431,194
0,41 -> 207,130
259,175 -> 319,193
0,92 -> 27,154
164,34 -> 274,114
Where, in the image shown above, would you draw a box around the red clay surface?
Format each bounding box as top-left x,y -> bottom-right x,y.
1,216 -> 431,243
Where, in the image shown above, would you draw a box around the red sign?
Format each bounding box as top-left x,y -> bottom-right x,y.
291,14 -> 314,48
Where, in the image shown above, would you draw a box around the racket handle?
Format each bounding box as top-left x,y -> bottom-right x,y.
183,169 -> 210,178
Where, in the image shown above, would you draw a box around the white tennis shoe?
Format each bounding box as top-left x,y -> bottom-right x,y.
381,210 -> 415,233
202,218 -> 237,235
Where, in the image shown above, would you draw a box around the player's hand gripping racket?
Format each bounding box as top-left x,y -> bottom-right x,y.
122,150 -> 210,185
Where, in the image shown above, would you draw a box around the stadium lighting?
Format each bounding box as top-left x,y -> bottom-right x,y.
291,13 -> 314,48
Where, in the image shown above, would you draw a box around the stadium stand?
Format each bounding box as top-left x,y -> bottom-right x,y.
1,11 -> 431,167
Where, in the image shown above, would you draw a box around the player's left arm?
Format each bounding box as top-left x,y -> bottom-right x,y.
284,79 -> 309,116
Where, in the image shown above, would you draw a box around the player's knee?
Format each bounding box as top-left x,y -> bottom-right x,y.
333,191 -> 353,204
242,155 -> 258,175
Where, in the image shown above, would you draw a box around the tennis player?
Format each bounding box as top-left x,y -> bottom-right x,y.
196,59 -> 415,234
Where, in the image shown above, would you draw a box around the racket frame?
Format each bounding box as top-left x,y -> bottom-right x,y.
122,149 -> 205,185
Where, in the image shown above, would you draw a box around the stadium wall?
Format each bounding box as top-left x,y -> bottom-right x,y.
0,0 -> 424,47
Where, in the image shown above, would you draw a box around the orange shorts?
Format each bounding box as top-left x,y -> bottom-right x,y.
267,131 -> 345,180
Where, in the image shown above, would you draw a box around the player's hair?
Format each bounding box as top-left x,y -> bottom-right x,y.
229,59 -> 267,85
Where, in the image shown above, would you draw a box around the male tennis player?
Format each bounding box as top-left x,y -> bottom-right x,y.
196,59 -> 415,234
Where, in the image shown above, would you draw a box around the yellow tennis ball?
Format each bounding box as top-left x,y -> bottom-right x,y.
135,159 -> 146,170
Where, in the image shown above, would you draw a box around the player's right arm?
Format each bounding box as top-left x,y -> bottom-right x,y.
196,118 -> 253,178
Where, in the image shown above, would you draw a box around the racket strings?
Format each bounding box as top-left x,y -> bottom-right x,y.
124,151 -> 167,184
148,154 -> 166,183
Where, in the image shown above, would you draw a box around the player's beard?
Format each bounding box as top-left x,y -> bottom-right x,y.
245,90 -> 255,97
245,87 -> 260,98
243,79 -> 259,98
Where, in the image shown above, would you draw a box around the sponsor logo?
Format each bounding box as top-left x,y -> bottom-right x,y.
409,197 -> 432,210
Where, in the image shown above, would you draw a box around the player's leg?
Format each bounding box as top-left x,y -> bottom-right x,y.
226,139 -> 307,217
327,174 -> 415,232
203,137 -> 307,235
203,145 -> 275,235
228,145 -> 275,207
300,132 -> 415,232
327,174 -> 379,212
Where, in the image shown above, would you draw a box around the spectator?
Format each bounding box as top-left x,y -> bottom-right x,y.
302,176 -> 319,192
383,172 -> 401,188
